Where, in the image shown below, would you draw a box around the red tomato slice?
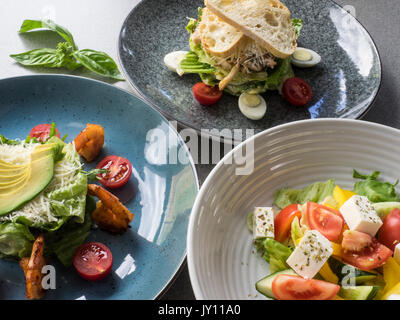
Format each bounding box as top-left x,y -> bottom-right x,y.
282,77 -> 312,106
29,124 -> 60,142
272,275 -> 340,300
73,242 -> 113,281
192,83 -> 222,105
306,202 -> 344,241
378,209 -> 400,251
274,204 -> 302,243
341,230 -> 393,271
96,155 -> 132,189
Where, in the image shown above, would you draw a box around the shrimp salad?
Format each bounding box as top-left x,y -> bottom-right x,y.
0,123 -> 134,299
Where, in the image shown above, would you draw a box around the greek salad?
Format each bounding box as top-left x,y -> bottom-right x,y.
247,170 -> 400,300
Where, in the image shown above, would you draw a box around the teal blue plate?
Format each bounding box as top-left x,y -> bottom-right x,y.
0,75 -> 199,300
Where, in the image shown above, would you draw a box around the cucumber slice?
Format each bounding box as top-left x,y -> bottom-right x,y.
328,257 -> 377,285
339,286 -> 380,300
372,202 -> 400,219
256,269 -> 297,299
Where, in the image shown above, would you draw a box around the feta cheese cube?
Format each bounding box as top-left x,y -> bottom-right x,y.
252,207 -> 275,239
339,195 -> 383,236
286,230 -> 333,279
394,243 -> 400,265
386,294 -> 400,300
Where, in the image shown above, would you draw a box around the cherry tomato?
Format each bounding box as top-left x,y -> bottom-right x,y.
73,242 -> 113,281
274,204 -> 302,243
378,209 -> 400,251
306,202 -> 344,242
341,230 -> 393,271
282,77 -> 313,106
96,155 -> 132,189
272,275 -> 340,300
29,124 -> 60,142
192,83 -> 222,105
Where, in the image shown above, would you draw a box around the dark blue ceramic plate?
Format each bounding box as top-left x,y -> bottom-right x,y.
118,0 -> 381,141
0,75 -> 198,300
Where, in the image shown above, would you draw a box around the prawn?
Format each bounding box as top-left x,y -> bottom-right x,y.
19,235 -> 47,300
74,124 -> 104,162
88,184 -> 134,234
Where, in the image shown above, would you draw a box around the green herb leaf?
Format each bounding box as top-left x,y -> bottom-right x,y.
72,49 -> 124,80
81,168 -> 109,181
291,18 -> 303,39
18,19 -> 77,50
10,48 -> 60,67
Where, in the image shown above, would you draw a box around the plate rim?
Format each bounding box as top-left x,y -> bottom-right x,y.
186,118 -> 399,300
117,0 -> 383,142
0,73 -> 200,300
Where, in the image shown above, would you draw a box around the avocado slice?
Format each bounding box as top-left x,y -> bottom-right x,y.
0,144 -> 57,215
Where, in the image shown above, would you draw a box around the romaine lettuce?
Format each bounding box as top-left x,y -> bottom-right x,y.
274,179 -> 335,209
0,222 -> 34,258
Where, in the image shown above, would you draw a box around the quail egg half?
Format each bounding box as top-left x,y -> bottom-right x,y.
164,51 -> 188,76
238,93 -> 267,120
291,47 -> 321,68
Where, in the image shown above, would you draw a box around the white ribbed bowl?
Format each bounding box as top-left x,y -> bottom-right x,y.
187,119 -> 400,300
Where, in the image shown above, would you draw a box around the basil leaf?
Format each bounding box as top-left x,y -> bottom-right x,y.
10,48 -> 60,67
18,19 -> 77,50
72,49 -> 124,80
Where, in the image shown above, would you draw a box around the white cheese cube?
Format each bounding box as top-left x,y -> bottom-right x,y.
286,230 -> 333,279
386,294 -> 400,300
252,207 -> 275,239
339,195 -> 383,236
394,243 -> 400,265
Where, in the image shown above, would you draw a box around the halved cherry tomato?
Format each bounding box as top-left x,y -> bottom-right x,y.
192,83 -> 222,105
306,202 -> 344,241
341,230 -> 393,271
29,124 -> 60,142
96,155 -> 132,189
73,242 -> 113,281
274,204 -> 302,243
378,209 -> 400,251
272,275 -> 340,300
282,77 -> 312,106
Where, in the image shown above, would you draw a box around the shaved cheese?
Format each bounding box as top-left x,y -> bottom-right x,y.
0,142 -> 38,165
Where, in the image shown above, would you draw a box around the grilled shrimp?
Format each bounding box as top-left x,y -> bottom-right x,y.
88,184 -> 134,234
19,235 -> 47,300
74,124 -> 104,162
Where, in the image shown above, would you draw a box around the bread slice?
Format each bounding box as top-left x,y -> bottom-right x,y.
204,0 -> 297,59
199,8 -> 245,58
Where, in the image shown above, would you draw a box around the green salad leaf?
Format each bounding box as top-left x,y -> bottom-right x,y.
0,134 -> 20,145
45,196 -> 95,266
291,18 -> 303,39
264,58 -> 294,91
353,170 -> 400,203
274,179 -> 335,209
0,223 -> 34,259
263,239 -> 293,273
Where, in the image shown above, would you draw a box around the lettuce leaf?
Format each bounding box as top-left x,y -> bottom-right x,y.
353,170 -> 400,203
45,195 -> 95,266
263,239 -> 293,273
291,18 -> 303,39
274,179 -> 335,209
0,223 -> 34,258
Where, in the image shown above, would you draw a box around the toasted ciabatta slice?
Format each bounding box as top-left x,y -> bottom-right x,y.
204,0 -> 297,59
199,8 -> 245,58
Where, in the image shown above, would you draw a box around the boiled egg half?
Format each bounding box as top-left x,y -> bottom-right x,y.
291,47 -> 321,68
238,93 -> 267,120
164,51 -> 188,76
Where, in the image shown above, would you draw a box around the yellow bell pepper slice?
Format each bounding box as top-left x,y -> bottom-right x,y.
334,295 -> 344,300
319,262 -> 339,284
382,282 -> 400,300
333,186 -> 356,208
331,242 -> 342,258
382,258 -> 400,295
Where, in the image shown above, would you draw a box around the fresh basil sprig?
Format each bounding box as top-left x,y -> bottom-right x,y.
10,19 -> 124,81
